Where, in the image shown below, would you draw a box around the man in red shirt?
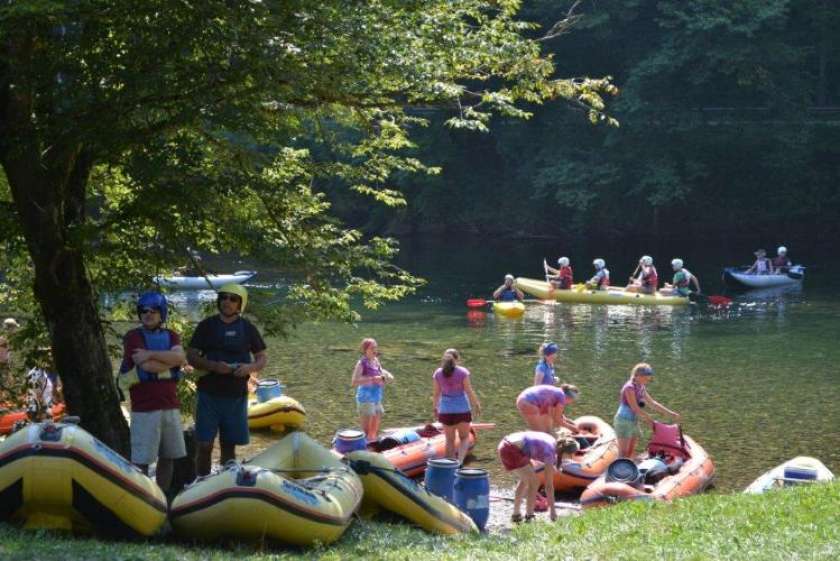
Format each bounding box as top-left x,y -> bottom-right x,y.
118,292 -> 186,491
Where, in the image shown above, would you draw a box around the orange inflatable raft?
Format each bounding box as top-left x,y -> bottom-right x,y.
336,422 -> 493,478
0,403 -> 66,436
536,415 -> 619,492
580,423 -> 714,508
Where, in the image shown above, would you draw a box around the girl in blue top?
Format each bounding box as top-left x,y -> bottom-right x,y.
533,342 -> 559,386
351,338 -> 394,441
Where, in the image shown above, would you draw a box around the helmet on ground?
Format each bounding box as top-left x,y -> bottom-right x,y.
217,283 -> 248,313
137,292 -> 168,323
641,255 -> 653,266
593,258 -> 606,269
557,257 -> 570,267
777,246 -> 787,255
671,258 -> 684,270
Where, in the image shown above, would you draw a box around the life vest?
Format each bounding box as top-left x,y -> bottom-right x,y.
499,288 -> 518,302
136,329 -> 182,383
674,268 -> 693,289
642,266 -> 658,288
597,268 -> 610,288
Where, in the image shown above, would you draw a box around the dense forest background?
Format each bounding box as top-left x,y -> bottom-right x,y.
327,0 -> 840,244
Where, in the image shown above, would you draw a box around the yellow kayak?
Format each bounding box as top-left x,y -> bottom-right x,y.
170,431 -> 362,545
247,395 -> 306,432
515,277 -> 689,306
493,301 -> 525,318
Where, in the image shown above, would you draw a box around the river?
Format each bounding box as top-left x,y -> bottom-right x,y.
196,236 -> 840,493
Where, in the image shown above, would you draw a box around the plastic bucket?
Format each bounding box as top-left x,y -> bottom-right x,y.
424,458 -> 460,502
333,429 -> 368,454
454,468 -> 490,531
605,458 -> 641,486
255,379 -> 284,403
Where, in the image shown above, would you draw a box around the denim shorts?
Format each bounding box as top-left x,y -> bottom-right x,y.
195,391 -> 249,445
613,414 -> 642,439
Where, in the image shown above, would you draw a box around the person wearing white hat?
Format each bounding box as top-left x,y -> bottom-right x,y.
586,258 -> 610,290
545,257 -> 574,290
664,258 -> 701,296
625,255 -> 658,294
772,246 -> 791,274
493,274 -> 524,302
3,318 -> 20,332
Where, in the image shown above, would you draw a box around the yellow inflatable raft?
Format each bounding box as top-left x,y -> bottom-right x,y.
247,395 -> 306,431
170,431 -> 362,545
493,301 -> 525,318
515,277 -> 689,306
345,450 -> 477,535
0,420 -> 166,536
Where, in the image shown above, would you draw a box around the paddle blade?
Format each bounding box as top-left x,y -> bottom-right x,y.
466,298 -> 488,308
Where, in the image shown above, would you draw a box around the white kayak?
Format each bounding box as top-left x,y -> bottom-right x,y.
154,270 -> 256,290
744,456 -> 834,494
722,265 -> 804,289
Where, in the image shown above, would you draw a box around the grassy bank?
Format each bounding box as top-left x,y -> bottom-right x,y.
1,482 -> 837,561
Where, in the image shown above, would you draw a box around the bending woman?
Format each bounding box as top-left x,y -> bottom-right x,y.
613,362 -> 680,458
516,384 -> 579,434
497,431 -> 560,522
432,348 -> 481,461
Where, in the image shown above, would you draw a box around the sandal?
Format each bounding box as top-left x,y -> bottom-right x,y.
511,513 -> 523,523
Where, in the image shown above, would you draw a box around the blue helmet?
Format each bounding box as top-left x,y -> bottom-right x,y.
137,291 -> 168,323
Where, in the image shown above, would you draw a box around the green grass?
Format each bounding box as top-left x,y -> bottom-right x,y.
1,483 -> 838,561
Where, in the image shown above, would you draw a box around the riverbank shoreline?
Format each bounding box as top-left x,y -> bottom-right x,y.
2,482 -> 836,561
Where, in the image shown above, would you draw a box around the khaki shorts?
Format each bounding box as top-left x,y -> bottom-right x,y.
357,401 -> 384,417
130,409 -> 187,465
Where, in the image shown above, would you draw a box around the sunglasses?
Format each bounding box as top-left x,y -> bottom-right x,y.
218,294 -> 242,303
139,307 -> 160,314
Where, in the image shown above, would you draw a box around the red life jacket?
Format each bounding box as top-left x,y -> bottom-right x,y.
642,266 -> 658,288
559,266 -> 573,289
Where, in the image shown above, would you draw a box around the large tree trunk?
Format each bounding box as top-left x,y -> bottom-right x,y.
3,157 -> 130,454
2,61 -> 130,452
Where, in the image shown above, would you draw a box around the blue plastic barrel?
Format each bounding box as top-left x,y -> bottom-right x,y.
454,468 -> 490,531
424,458 -> 460,502
334,429 -> 368,454
255,379 -> 284,403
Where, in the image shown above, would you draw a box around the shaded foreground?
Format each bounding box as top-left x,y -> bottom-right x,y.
1,482 -> 837,561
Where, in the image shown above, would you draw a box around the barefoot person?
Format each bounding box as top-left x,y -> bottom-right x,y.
497,431 -> 560,522
614,362 -> 681,459
351,338 -> 394,442
516,384 -> 579,434
432,348 -> 481,461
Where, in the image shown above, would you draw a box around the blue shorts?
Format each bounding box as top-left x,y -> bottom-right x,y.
195,391 -> 250,446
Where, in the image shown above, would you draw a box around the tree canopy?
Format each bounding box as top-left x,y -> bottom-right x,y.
1,0 -> 615,450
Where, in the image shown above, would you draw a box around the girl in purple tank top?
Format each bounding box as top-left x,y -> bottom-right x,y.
613,362 -> 681,458
350,338 -> 394,441
431,348 -> 482,461
496,431 -> 560,522
516,383 -> 580,434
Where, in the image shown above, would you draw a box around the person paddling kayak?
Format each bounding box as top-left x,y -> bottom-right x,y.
663,259 -> 700,296
493,274 -> 524,302
586,258 -> 610,290
625,255 -> 658,294
545,257 -> 574,290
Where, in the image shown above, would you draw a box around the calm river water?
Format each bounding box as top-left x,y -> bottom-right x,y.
199,236 -> 840,493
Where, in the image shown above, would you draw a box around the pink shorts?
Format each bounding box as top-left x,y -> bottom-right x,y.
497,439 -> 530,471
